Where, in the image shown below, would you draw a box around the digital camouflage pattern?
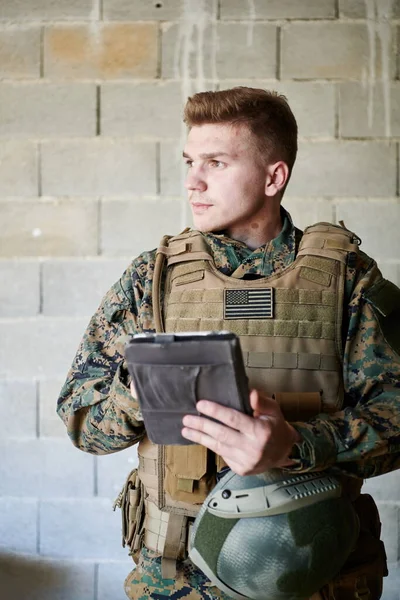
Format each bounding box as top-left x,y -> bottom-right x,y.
57,208 -> 400,597
124,547 -> 231,600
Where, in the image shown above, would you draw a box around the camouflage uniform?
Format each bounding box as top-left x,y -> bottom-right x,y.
57,209 -> 400,598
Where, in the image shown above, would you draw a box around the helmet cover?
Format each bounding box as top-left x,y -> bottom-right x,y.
189,469 -> 359,600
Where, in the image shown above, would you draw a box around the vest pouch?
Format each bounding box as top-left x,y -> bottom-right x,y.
273,391 -> 322,422
113,468 -> 145,564
164,444 -> 215,504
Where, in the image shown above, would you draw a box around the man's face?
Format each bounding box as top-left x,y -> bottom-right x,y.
183,123 -> 269,236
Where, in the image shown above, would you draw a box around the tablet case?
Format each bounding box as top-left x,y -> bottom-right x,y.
125,332 -> 250,445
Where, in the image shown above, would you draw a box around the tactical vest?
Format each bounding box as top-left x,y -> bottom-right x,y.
117,223 -> 387,591
127,224 -> 361,569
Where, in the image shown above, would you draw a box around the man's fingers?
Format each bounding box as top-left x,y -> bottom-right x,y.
195,400 -> 256,435
130,382 -> 137,398
181,424 -> 235,456
182,413 -> 242,447
181,425 -> 256,473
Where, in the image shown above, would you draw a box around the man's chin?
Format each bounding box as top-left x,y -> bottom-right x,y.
194,223 -> 223,233
192,216 -> 225,233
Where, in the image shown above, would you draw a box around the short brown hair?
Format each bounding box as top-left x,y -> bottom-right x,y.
183,87 -> 298,173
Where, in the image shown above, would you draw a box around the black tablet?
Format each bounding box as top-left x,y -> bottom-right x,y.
125,331 -> 250,445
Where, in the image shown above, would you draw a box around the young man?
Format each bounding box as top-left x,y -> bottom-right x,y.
57,88 -> 399,599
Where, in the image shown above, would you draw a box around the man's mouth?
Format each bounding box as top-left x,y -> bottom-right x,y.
191,202 -> 213,210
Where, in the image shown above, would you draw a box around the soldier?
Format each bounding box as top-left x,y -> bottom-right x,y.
57,87 -> 399,599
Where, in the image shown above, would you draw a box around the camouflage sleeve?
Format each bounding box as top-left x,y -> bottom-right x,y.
57,258 -> 153,455
289,253 -> 400,478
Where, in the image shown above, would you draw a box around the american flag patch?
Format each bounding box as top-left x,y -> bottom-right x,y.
224,288 -> 273,320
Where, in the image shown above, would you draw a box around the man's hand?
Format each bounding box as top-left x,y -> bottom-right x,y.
181,389 -> 301,475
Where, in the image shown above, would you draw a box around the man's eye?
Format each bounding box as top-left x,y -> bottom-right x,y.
210,160 -> 224,168
185,160 -> 193,168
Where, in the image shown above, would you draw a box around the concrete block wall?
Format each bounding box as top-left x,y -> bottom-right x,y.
0,1 -> 399,598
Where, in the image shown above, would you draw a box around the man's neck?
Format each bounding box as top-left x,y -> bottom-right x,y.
226,211 -> 283,250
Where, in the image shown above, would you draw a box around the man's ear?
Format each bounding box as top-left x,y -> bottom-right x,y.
265,161 -> 290,197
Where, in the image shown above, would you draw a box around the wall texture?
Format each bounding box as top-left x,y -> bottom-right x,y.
0,1 -> 399,599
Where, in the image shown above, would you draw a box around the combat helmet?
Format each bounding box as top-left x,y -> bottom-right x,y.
189,468 -> 359,600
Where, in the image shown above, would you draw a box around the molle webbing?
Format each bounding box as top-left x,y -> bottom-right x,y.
246,351 -> 338,371
169,288 -> 336,305
142,499 -> 188,578
166,316 -> 335,339
297,255 -> 338,286
166,288 -> 336,340
153,232 -> 213,331
299,235 -> 359,254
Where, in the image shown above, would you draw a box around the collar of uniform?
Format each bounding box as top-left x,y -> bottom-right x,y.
201,207 -> 298,278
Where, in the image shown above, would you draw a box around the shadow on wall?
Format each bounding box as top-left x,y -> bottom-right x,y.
0,552 -> 93,600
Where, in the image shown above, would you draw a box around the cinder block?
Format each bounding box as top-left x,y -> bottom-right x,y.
42,259 -> 130,317
161,21 -> 214,80
0,83 -> 96,138
221,0 -> 335,19
98,563 -> 134,600
104,0 -> 216,20
339,0 -> 400,18
216,22 -> 277,80
160,140 -> 186,197
333,199 -> 400,261
0,199 -> 98,257
286,142 -> 396,197
0,555 -> 95,600
44,23 -> 158,79
101,82 -> 182,138
0,0 -> 97,20
282,198 -> 334,231
0,260 -> 40,316
0,498 -> 38,554
0,440 -> 94,497
40,498 -> 128,559
219,81 -> 335,138
376,502 -> 399,564
39,380 -> 68,438
0,27 -> 40,78
339,82 -> 400,138
42,141 -> 157,196
281,23 -> 396,79
364,471 -> 400,502
162,22 -> 277,79
0,380 -> 37,438
97,449 -> 138,498
101,198 -> 184,257
0,317 -> 88,378
0,142 -> 37,196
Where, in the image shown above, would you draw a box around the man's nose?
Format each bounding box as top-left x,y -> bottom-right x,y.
185,168 -> 207,192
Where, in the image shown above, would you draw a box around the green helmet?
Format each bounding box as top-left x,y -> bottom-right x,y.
189,469 -> 359,600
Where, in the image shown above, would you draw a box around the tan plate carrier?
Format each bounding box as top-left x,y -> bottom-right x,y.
115,223 -> 387,593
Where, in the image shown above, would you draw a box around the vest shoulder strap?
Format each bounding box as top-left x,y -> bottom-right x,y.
156,230 -> 213,266
298,222 -> 361,264
153,230 -> 213,332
